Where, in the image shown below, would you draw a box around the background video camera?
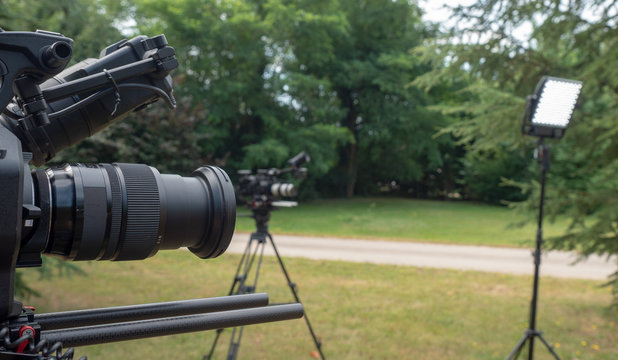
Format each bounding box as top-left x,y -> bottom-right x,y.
206,151 -> 323,360
237,151 -> 310,211
0,30 -> 302,359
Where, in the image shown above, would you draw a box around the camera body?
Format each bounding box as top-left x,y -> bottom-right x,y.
237,151 -> 310,211
0,29 -> 79,321
0,30 -> 237,321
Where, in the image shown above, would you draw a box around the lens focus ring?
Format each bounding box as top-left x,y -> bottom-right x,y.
113,163 -> 162,260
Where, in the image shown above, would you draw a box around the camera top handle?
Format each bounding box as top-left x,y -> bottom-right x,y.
0,30 -> 74,129
41,37 -> 177,107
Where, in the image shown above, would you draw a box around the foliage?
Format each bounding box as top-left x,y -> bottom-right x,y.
116,0 -> 450,198
0,0 -> 125,60
417,0 -> 618,300
1,0 -> 470,201
65,0 -> 348,192
280,0 -> 447,197
462,146 -> 531,205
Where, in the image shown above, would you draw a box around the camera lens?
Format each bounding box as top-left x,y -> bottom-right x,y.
270,183 -> 296,197
30,163 -> 235,261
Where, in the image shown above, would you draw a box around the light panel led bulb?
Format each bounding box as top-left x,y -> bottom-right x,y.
530,78 -> 582,128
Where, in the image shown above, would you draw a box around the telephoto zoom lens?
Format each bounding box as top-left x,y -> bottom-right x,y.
27,163 -> 235,261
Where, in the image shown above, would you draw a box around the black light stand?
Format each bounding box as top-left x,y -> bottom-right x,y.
206,207 -> 325,360
506,75 -> 582,360
505,139 -> 560,360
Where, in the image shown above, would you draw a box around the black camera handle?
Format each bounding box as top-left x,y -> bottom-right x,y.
263,151 -> 310,178
41,47 -> 177,107
0,30 -> 74,119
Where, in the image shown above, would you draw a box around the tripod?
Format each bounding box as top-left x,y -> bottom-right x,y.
205,206 -> 325,360
506,139 -> 560,360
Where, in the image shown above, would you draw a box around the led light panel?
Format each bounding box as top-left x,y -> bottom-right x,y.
530,78 -> 582,128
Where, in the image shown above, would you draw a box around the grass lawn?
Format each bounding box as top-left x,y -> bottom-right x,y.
19,251 -> 617,360
235,197 -> 569,247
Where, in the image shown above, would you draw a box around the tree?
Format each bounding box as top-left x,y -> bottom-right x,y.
126,0 -> 451,198
268,0 -> 447,197
122,0 -> 350,190
417,0 -> 618,301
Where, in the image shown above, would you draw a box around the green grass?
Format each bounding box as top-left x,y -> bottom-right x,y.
19,251 -> 617,360
236,197 -> 569,247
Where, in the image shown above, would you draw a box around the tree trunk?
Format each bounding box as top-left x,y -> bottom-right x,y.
345,141 -> 358,198
340,89 -> 359,198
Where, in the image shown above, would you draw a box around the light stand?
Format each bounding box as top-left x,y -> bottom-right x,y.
506,139 -> 560,360
506,76 -> 582,360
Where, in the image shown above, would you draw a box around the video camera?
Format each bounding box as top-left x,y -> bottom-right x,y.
237,151 -> 310,210
0,30 -> 302,359
204,152 -> 322,360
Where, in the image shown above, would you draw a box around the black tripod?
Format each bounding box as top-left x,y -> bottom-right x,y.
506,139 -> 560,360
205,206 -> 325,360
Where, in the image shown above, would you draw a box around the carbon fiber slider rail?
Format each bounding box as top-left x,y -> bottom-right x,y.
35,293 -> 269,331
40,303 -> 304,348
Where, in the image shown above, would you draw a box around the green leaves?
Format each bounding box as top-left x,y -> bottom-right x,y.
0,0 -> 124,60
423,0 -> 618,301
123,0 -> 447,198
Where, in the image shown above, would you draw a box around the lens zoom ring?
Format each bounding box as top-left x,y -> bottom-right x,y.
115,163 -> 161,260
101,164 -> 122,260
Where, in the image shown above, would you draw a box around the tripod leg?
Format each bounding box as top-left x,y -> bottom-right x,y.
223,235 -> 267,360
247,236 -> 267,294
536,333 -> 561,359
205,234 -> 265,359
225,237 -> 253,296
505,332 -> 529,360
267,233 -> 326,360
204,328 -> 224,360
227,326 -> 245,360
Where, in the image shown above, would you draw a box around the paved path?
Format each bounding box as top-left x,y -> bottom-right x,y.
227,233 -> 616,280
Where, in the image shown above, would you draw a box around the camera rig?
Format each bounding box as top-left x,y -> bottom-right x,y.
0,30 -> 303,359
236,151 -> 310,230
205,152 -> 325,360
